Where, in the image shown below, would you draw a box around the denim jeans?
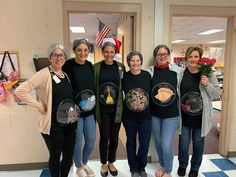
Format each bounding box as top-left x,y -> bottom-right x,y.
74,114 -> 96,167
178,126 -> 204,171
123,118 -> 151,173
152,116 -> 179,173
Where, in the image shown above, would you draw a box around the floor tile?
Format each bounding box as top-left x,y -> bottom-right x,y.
211,158 -> 236,171
203,171 -> 229,177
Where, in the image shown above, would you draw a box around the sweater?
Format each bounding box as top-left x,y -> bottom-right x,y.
93,60 -> 125,124
15,67 -> 53,135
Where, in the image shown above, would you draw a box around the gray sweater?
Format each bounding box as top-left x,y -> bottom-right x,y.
179,68 -> 221,137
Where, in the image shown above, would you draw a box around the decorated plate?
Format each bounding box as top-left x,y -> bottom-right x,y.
99,82 -> 118,105
56,99 -> 80,126
181,92 -> 203,116
151,82 -> 176,106
125,88 -> 149,112
76,89 -> 95,112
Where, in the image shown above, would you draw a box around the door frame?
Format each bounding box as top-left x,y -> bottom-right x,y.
62,1 -> 141,52
169,5 -> 236,156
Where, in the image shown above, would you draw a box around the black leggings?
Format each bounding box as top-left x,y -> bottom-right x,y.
99,112 -> 121,164
42,125 -> 76,177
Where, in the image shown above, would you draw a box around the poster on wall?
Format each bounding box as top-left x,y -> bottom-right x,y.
208,47 -> 224,62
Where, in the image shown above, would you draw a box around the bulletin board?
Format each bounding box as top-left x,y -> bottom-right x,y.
0,50 -> 19,77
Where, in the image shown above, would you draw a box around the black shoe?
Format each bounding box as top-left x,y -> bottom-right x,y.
108,165 -> 118,176
100,170 -> 108,177
188,169 -> 198,177
177,167 -> 186,176
100,168 -> 108,177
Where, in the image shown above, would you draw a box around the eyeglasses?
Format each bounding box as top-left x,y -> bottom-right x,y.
51,53 -> 65,59
157,53 -> 168,57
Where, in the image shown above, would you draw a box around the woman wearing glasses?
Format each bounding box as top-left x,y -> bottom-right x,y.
93,39 -> 125,177
15,44 -> 77,177
147,45 -> 182,177
62,39 -> 96,177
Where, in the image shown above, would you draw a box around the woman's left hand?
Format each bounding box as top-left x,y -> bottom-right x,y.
201,75 -> 209,87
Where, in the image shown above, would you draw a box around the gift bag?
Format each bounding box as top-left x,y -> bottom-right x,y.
0,51 -> 20,103
0,51 -> 20,81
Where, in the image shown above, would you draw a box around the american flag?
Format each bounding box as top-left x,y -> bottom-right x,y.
95,20 -> 111,46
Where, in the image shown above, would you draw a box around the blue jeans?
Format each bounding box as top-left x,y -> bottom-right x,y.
74,114 -> 96,167
152,116 -> 179,173
123,119 -> 151,173
178,126 -> 204,171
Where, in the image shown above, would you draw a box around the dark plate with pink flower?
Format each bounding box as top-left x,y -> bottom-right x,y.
181,92 -> 203,116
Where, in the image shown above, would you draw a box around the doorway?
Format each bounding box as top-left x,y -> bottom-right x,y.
171,16 -> 227,154
169,5 -> 236,156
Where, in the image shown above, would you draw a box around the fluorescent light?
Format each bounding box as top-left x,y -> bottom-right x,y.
208,40 -> 226,44
70,26 -> 85,33
172,40 -> 186,43
198,29 -> 224,35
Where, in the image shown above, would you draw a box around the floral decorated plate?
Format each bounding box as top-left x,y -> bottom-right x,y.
125,88 -> 149,112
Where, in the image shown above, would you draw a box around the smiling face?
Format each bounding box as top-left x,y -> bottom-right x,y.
74,43 -> 89,63
187,50 -> 200,70
50,48 -> 66,71
155,47 -> 169,65
129,55 -> 142,73
102,45 -> 116,65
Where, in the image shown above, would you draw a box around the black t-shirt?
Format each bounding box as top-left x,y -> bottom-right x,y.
122,70 -> 151,122
150,66 -> 179,118
99,60 -> 120,113
51,71 -> 75,130
62,59 -> 94,117
180,68 -> 202,128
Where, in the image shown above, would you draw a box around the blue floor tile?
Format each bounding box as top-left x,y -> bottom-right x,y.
203,171 -> 229,177
40,169 -> 51,177
211,158 -> 236,171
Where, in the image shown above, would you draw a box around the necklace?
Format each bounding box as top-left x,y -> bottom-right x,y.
49,66 -> 65,78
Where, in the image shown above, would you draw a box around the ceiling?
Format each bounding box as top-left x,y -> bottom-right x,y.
172,16 -> 227,44
69,13 -> 227,45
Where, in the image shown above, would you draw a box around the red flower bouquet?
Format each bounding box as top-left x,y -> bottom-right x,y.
198,57 -> 216,77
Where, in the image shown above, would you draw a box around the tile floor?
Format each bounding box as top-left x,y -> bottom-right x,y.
0,154 -> 236,177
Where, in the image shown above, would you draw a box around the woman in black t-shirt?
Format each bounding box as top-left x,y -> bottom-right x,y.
122,51 -> 151,177
177,47 -> 220,177
62,39 -> 96,177
147,45 -> 182,177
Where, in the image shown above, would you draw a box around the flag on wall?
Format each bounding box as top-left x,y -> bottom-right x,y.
95,20 -> 111,46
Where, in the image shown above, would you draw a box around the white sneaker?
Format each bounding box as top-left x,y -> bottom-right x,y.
83,164 -> 95,177
76,167 -> 88,177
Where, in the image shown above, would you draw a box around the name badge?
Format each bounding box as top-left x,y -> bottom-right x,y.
52,75 -> 61,83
